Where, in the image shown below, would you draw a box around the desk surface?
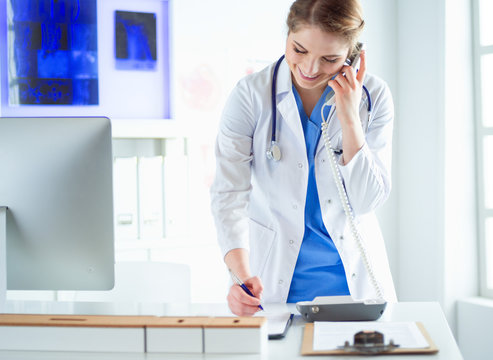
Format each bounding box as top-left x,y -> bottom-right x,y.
1,301 -> 462,360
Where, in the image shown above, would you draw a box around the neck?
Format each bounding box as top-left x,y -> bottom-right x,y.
293,80 -> 326,116
293,78 -> 326,98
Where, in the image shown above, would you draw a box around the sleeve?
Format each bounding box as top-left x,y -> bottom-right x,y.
338,81 -> 394,215
210,78 -> 257,258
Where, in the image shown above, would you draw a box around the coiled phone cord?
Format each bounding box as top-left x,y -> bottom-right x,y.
320,104 -> 384,302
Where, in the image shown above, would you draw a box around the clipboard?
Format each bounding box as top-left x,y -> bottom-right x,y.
301,322 -> 439,355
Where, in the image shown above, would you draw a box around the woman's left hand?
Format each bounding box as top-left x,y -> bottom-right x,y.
328,50 -> 366,164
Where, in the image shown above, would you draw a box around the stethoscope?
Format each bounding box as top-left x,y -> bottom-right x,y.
266,55 -> 373,162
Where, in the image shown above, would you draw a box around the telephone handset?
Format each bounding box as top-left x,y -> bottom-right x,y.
323,42 -> 364,108
296,42 -> 387,322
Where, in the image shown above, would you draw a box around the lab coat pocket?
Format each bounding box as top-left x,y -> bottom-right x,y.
248,218 -> 276,279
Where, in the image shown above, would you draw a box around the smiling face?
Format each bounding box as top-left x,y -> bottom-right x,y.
285,25 -> 350,95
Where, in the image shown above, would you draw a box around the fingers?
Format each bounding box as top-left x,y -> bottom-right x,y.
328,49 -> 367,105
329,49 -> 366,90
328,78 -> 342,95
244,276 -> 264,299
227,276 -> 264,317
227,284 -> 262,316
332,66 -> 357,90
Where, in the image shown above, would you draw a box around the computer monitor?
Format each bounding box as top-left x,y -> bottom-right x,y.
0,117 -> 115,290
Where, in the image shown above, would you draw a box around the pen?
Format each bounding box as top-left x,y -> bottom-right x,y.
229,269 -> 264,311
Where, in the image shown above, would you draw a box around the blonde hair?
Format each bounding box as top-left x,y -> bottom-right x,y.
286,0 -> 365,57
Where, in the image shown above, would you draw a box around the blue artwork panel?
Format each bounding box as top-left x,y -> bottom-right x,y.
8,0 -> 99,105
115,10 -> 157,71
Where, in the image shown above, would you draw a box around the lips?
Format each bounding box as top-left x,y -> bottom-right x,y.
298,67 -> 319,81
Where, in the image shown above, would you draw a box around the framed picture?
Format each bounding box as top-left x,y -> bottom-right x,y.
115,10 -> 157,71
1,0 -> 170,119
7,0 -> 99,105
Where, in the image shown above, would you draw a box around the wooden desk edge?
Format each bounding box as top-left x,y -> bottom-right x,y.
0,314 -> 266,328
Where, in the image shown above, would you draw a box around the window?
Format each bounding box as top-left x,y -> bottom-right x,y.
473,0 -> 493,298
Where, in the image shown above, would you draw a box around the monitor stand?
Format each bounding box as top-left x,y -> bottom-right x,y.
0,207 -> 6,312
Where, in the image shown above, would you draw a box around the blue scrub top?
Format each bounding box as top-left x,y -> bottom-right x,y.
287,85 -> 350,303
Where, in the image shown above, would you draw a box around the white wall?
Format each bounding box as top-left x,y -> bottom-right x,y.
458,298 -> 493,360
397,0 -> 447,303
360,0 -> 399,294
444,0 -> 478,334
396,0 -> 477,336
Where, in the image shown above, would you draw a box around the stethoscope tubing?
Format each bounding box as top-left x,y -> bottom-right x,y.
270,55 -> 285,143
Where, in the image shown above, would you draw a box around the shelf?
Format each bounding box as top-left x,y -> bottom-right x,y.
111,118 -> 187,139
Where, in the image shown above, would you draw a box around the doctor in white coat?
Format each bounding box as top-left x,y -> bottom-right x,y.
211,0 -> 397,316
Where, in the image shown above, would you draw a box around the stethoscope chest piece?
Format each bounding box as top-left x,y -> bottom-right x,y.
266,141 -> 281,161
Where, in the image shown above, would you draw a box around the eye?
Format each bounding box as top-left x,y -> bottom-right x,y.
293,46 -> 307,54
323,57 -> 338,64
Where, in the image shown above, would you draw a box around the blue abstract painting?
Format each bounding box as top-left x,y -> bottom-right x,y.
8,0 -> 99,105
115,10 -> 157,71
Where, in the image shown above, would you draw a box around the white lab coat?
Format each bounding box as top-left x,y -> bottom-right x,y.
211,58 -> 397,303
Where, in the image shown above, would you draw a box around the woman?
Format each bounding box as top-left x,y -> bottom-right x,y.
211,0 -> 397,316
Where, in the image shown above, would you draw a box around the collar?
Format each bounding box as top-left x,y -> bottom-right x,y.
275,57 -> 293,97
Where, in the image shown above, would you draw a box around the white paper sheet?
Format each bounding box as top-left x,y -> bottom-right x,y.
313,321 -> 429,351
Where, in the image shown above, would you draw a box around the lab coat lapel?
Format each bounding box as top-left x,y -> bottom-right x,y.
275,60 -> 305,149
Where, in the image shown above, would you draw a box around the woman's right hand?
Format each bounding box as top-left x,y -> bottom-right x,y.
227,276 -> 264,316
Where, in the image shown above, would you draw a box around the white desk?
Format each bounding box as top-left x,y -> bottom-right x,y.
1,301 -> 462,359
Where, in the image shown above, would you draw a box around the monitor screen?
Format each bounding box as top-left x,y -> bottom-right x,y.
0,117 -> 114,290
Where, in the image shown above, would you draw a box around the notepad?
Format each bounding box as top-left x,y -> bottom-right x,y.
266,312 -> 293,339
254,311 -> 293,339
313,321 -> 429,351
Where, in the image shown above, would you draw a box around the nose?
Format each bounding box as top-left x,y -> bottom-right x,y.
303,57 -> 319,75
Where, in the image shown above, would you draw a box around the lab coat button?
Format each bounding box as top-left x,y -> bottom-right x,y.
327,199 -> 332,205
278,279 -> 283,285
298,162 -> 303,168
352,273 -> 357,279
339,235 -> 344,241
289,239 -> 294,245
292,204 -> 298,210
